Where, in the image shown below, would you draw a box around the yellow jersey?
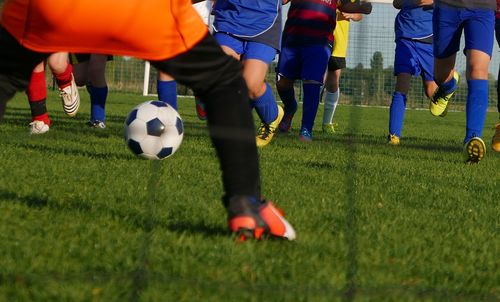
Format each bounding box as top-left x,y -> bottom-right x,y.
332,11 -> 350,58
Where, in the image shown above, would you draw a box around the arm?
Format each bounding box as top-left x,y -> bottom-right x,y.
283,0 -> 291,4
341,12 -> 363,21
393,0 -> 403,9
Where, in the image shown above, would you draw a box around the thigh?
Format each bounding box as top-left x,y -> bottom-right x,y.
214,32 -> 244,57
277,46 -> 302,80
150,34 -> 242,97
301,45 -> 331,83
415,42 -> 435,82
463,9 -> 495,57
433,5 -> 463,59
394,39 -> 419,77
242,41 -> 277,64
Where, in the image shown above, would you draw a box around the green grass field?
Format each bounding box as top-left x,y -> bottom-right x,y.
0,91 -> 499,301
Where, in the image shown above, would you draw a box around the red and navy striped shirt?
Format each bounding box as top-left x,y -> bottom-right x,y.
282,0 -> 337,47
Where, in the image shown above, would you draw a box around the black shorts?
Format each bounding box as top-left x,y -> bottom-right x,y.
327,56 -> 346,71
70,54 -> 113,64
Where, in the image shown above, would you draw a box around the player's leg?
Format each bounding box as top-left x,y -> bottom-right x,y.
242,42 -> 283,148
48,52 -> 80,117
157,71 -> 177,109
276,46 -> 300,134
299,44 -> 331,142
0,26 -> 47,121
431,5 -> 461,117
462,9 -> 494,163
27,62 -> 51,134
492,18 -> 500,152
322,56 -> 344,134
151,34 -> 295,240
85,54 -> 109,128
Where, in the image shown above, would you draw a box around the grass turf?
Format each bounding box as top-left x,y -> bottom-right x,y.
0,91 -> 499,301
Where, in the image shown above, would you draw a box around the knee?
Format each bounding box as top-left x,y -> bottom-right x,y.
247,80 -> 266,100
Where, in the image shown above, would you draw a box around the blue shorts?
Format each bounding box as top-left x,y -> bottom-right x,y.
276,45 -> 331,83
214,32 -> 277,64
433,4 -> 494,58
394,38 -> 434,81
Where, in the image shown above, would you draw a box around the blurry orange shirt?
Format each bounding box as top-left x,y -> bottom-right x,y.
1,0 -> 208,60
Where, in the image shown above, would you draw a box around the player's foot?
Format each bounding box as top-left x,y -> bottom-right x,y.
59,74 -> 80,117
256,105 -> 284,147
88,120 -> 106,129
195,97 -> 207,120
299,127 -> 312,142
430,71 -> 459,117
227,196 -> 296,241
29,120 -> 50,135
387,134 -> 400,146
322,123 -> 338,134
491,122 -> 500,152
464,137 -> 486,164
278,111 -> 295,133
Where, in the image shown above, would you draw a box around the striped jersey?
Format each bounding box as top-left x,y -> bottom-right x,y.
212,0 -> 282,50
395,1 -> 433,42
282,0 -> 337,48
496,0 -> 500,18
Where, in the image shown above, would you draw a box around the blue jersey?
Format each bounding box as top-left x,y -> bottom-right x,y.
395,1 -> 433,42
212,0 -> 282,50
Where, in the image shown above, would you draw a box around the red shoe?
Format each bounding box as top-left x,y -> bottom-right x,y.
195,97 -> 207,120
227,196 -> 296,241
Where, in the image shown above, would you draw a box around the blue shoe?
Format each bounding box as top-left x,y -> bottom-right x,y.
299,127 -> 312,142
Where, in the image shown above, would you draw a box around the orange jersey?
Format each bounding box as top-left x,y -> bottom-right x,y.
1,0 -> 208,60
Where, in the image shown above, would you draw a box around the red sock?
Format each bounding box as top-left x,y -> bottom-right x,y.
53,63 -> 73,89
27,70 -> 51,126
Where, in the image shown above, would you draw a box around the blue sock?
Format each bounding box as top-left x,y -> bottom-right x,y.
439,75 -> 457,94
465,79 -> 488,143
277,86 -> 297,115
157,80 -> 177,109
253,83 -> 278,124
301,82 -> 322,133
89,85 -> 108,122
388,92 -> 407,137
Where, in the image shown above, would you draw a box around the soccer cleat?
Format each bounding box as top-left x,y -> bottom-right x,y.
278,112 -> 294,133
88,120 -> 106,129
322,123 -> 338,134
430,71 -> 459,117
299,127 -> 312,142
226,196 -> 296,241
387,134 -> 400,146
256,105 -> 284,147
463,137 -> 486,164
59,74 -> 80,117
29,120 -> 49,135
195,97 -> 207,120
491,123 -> 500,152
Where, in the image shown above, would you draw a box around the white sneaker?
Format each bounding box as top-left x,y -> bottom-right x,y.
59,74 -> 80,117
88,120 -> 106,129
29,120 -> 50,135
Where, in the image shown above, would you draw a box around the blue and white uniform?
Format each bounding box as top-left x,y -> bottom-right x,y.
212,0 -> 282,63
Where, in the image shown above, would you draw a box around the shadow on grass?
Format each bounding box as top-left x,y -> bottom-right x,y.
0,188 -> 226,237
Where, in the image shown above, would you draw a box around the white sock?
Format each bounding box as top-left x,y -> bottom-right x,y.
322,89 -> 339,125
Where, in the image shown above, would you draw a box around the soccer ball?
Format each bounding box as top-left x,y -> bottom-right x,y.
124,100 -> 184,160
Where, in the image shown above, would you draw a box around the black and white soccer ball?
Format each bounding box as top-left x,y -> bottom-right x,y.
124,101 -> 184,160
